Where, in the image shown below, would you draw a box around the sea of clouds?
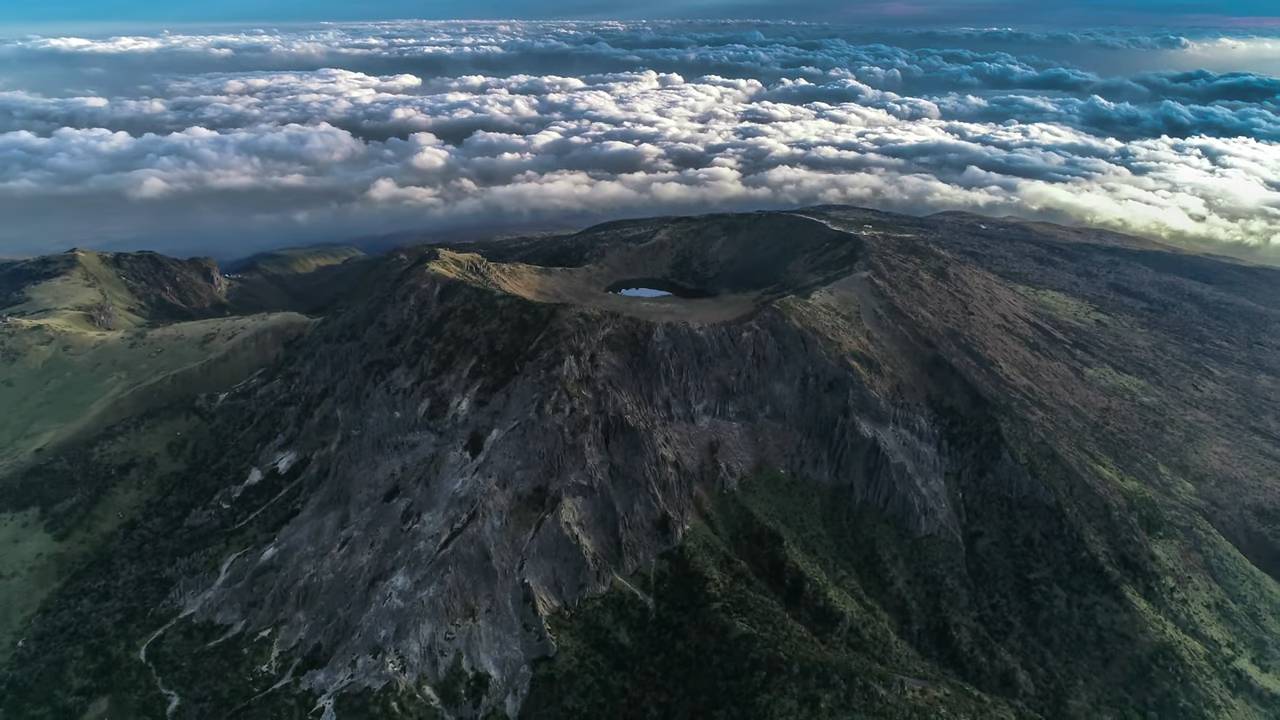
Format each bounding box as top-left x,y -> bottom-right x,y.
0,21 -> 1278,257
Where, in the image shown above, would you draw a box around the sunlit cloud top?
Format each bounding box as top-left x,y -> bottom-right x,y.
0,20 -> 1278,258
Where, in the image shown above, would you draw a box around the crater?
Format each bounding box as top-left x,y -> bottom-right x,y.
614,287 -> 671,298
605,279 -> 712,299
434,213 -> 864,324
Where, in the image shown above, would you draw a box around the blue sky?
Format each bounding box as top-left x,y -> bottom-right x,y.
3,0 -> 1279,26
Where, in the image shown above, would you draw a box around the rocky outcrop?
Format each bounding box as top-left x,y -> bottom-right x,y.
105,252 -> 229,321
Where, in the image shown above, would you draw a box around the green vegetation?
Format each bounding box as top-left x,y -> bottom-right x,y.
0,246 -> 310,472
525,462 -> 1280,719
1015,285 -> 1108,325
232,245 -> 365,277
1084,365 -> 1151,397
143,618 -> 324,720
0,409 -> 204,661
0,391 -> 306,719
0,509 -> 58,663
0,313 -> 310,474
524,474 -> 1020,719
225,246 -> 377,314
0,250 -> 315,686
2,251 -> 143,332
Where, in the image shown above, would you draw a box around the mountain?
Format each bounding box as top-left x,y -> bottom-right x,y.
1,208 -> 1278,719
223,245 -> 372,315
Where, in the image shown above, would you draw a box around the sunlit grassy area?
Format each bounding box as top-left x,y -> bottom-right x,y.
0,313 -> 311,475
232,245 -> 364,276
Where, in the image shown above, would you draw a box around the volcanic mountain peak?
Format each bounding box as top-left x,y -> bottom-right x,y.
2,207 -> 1279,719
420,212 -> 861,324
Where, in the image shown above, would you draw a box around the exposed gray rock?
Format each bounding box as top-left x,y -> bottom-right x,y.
199,220 -> 961,715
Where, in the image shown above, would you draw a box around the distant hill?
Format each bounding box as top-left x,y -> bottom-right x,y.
0,249 -> 229,332
224,245 -> 365,277
222,245 -> 375,316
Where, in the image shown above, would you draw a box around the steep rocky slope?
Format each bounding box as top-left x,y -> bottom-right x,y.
2,209 -> 1278,719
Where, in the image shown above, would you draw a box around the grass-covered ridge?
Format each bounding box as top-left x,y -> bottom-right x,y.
227,245 -> 365,277
0,313 -> 311,474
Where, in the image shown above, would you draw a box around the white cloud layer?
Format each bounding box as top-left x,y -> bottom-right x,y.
0,21 -> 1277,256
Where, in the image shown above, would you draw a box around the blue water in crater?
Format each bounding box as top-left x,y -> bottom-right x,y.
614,287 -> 672,298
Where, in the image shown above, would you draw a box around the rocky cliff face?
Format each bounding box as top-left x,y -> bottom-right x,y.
3,209 -> 1279,719
199,239 -> 964,715
104,252 -> 228,321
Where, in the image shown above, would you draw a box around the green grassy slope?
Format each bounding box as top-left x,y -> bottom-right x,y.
228,245 -> 365,277
0,312 -> 312,663
224,246 -> 376,315
0,250 -> 314,667
0,313 -> 310,474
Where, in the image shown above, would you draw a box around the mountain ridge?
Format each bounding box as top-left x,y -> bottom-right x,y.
1,206 -> 1278,719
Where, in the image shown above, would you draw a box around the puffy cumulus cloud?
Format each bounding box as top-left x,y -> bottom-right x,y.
936,94 -> 1280,142
0,21 -> 1278,256
0,123 -> 373,199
